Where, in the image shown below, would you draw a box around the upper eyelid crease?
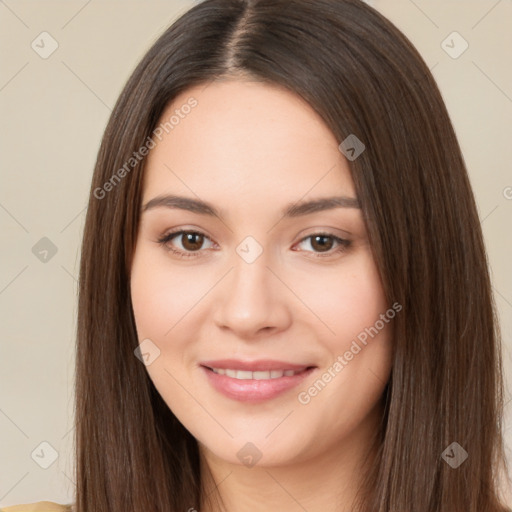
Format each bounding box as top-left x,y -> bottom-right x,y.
141,194 -> 361,220
159,230 -> 351,257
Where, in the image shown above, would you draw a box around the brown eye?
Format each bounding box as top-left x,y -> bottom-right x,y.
181,232 -> 205,251
294,233 -> 352,258
309,235 -> 334,252
157,230 -> 215,259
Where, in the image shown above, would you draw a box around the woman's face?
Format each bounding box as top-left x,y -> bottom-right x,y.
130,79 -> 394,468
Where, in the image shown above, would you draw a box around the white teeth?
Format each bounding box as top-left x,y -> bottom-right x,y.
236,370 -> 253,380
253,371 -> 271,380
210,368 -> 303,379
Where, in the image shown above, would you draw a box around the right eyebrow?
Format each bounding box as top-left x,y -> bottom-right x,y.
142,195 -> 220,216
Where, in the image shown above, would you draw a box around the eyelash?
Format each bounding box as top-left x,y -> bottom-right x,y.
156,229 -> 352,260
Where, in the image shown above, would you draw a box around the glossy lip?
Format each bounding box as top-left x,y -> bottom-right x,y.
201,359 -> 313,372
200,360 -> 317,403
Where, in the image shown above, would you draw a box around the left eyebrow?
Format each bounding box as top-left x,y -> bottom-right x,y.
141,194 -> 361,220
284,196 -> 361,216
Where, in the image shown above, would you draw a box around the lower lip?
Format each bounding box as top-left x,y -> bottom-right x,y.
201,366 -> 316,403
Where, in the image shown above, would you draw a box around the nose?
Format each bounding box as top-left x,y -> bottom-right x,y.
212,250 -> 292,339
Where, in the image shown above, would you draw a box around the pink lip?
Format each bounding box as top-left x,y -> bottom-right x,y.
200,360 -> 316,403
201,359 -> 312,372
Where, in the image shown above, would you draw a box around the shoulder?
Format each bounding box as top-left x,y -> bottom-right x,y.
0,502 -> 73,512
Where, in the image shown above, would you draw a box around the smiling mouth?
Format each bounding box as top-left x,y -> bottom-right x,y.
204,367 -> 314,380
199,357 -> 318,403
200,363 -> 317,402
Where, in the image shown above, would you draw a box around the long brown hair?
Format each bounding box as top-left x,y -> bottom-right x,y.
75,0 -> 510,510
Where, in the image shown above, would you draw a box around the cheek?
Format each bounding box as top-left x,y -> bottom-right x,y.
297,249 -> 388,346
129,248 -> 202,412
130,263 -> 170,340
293,250 -> 393,432
130,247 -> 206,339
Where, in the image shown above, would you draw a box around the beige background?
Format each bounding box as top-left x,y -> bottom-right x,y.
0,0 -> 511,507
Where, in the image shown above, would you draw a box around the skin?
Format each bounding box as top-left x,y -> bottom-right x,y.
130,79 -> 394,512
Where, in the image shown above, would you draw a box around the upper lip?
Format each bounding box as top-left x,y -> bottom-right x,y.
201,359 -> 315,372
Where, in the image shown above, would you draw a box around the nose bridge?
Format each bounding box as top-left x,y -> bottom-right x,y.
212,239 -> 291,336
232,246 -> 270,299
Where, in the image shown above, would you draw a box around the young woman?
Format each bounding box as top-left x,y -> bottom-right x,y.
4,0 -> 510,511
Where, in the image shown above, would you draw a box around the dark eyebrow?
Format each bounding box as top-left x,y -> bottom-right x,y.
141,194 -> 361,219
285,195 -> 361,215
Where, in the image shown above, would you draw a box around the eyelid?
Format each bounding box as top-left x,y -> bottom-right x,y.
157,228 -> 216,257
292,232 -> 351,257
295,225 -> 353,239
156,228 -> 352,259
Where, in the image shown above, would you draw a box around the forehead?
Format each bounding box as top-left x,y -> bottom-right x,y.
143,79 -> 356,205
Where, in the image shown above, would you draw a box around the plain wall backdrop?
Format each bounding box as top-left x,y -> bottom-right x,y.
1,0 -> 511,507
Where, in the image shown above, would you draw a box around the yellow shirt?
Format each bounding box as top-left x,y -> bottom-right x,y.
0,502 -> 73,512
